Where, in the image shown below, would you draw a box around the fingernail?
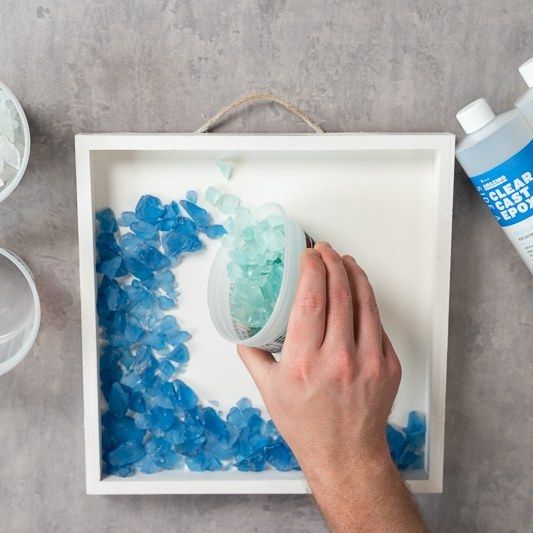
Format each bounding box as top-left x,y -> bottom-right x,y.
315,241 -> 331,249
304,248 -> 320,258
343,254 -> 356,263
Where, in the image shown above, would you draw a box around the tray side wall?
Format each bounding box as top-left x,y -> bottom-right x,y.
76,133 -> 455,494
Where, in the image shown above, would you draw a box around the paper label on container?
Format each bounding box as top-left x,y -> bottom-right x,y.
470,139 -> 533,227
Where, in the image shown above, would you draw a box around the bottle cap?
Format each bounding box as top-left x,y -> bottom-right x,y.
519,57 -> 533,88
456,98 -> 496,134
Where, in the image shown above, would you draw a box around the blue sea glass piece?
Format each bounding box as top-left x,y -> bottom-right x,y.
123,257 -> 154,281
96,208 -> 119,233
135,195 -> 165,224
102,412 -> 145,443
205,224 -> 226,239
162,230 -> 202,256
157,295 -> 175,310
174,380 -> 198,410
120,372 -> 142,389
100,364 -> 122,396
107,382 -> 130,416
172,216 -> 198,235
159,201 -> 181,231
397,444 -> 419,471
203,407 -> 229,441
124,318 -> 144,344
120,233 -> 170,271
146,437 -> 182,470
100,346 -> 122,372
165,328 -> 190,345
105,463 -> 135,477
166,420 -> 187,446
135,454 -> 160,474
100,278 -> 129,311
102,430 -> 114,452
227,406 -> 247,429
131,220 -> 160,241
128,391 -> 147,413
157,359 -> 175,380
406,411 -> 426,450
143,269 -> 176,294
265,440 -> 299,471
179,200 -> 211,229
386,424 -> 406,464
96,232 -> 120,261
108,441 -> 146,467
135,407 -> 175,431
237,398 -> 252,411
132,345 -> 155,374
97,256 -> 127,279
166,344 -> 189,364
117,211 -> 137,226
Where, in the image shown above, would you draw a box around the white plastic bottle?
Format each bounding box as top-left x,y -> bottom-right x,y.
515,57 -> 533,128
456,98 -> 533,274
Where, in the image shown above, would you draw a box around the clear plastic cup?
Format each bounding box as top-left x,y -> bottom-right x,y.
0,81 -> 31,204
0,249 -> 41,376
207,203 -> 314,353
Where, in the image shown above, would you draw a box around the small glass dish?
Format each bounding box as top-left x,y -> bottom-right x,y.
0,81 -> 31,204
0,249 -> 40,376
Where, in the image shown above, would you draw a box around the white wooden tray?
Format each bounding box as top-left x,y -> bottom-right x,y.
75,133 -> 455,494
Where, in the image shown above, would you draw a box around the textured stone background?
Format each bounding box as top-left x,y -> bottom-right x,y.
1,1 -> 532,531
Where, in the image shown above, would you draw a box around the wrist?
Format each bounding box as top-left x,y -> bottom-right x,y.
299,443 -> 396,493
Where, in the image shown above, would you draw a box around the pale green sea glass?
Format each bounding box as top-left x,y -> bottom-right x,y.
222,206 -> 285,336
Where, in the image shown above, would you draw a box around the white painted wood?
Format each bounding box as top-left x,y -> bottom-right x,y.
76,133 -> 455,495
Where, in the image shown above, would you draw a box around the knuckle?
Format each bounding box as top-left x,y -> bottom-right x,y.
328,287 -> 352,305
333,355 -> 355,379
286,354 -> 314,381
390,355 -> 402,381
302,252 -> 325,273
325,346 -> 356,382
296,291 -> 325,312
360,297 -> 380,318
361,359 -> 384,382
350,260 -> 368,278
319,245 -> 343,264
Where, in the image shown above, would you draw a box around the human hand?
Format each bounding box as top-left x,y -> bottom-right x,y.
238,241 -> 401,473
238,242 -> 425,532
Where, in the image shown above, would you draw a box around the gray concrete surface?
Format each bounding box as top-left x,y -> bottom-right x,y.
1,1 -> 532,531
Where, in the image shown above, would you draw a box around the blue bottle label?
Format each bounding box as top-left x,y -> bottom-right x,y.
470,139 -> 533,227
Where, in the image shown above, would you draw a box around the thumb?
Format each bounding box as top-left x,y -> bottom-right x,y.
237,345 -> 275,392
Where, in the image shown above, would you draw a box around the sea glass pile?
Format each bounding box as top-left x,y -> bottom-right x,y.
206,187 -> 285,336
96,193 -> 298,476
0,88 -> 24,189
96,190 -> 425,477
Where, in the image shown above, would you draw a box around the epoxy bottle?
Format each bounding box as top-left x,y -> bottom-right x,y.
456,98 -> 533,274
515,57 -> 533,128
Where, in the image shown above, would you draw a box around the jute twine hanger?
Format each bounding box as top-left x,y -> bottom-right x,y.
195,93 -> 324,134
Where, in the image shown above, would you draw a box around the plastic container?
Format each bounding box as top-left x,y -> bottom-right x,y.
208,203 -> 313,352
0,81 -> 31,204
456,98 -> 533,274
0,249 -> 41,376
515,57 -> 533,129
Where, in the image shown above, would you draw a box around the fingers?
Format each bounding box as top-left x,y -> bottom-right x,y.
341,255 -> 383,350
284,248 -> 327,354
237,345 -> 275,391
315,242 -> 354,347
382,329 -> 402,385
